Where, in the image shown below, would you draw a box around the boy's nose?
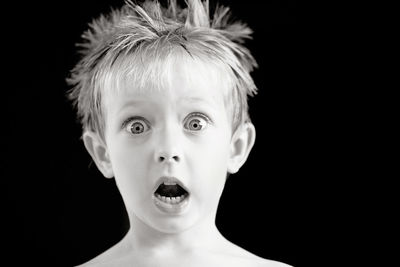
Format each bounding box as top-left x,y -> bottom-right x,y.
154,126 -> 182,164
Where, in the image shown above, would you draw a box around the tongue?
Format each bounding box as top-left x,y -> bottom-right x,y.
156,184 -> 187,197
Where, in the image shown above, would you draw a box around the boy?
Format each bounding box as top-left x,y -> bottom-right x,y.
68,0 -> 291,266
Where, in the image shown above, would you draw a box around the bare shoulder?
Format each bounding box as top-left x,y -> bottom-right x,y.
255,259 -> 293,267
231,253 -> 293,267
74,249 -> 117,267
74,239 -> 130,267
220,242 -> 293,267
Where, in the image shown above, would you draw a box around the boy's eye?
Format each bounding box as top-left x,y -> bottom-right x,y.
183,113 -> 210,131
124,118 -> 150,135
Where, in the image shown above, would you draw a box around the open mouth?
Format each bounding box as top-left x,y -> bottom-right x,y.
154,182 -> 189,204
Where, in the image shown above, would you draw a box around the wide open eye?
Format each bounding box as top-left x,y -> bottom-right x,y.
183,113 -> 211,132
124,118 -> 150,135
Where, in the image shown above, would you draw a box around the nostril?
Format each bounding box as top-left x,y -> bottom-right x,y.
158,156 -> 179,162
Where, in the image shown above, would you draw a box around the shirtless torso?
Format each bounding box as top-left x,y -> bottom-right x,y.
77,234 -> 291,267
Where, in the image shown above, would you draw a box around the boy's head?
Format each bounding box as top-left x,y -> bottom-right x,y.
68,0 -> 257,141
68,0 -> 258,233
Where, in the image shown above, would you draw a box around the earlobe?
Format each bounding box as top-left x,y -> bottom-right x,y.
82,131 -> 114,179
227,122 -> 256,174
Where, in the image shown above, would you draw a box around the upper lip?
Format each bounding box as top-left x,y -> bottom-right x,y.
153,176 -> 190,195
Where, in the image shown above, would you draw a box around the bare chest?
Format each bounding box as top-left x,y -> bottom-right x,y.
101,252 -> 266,267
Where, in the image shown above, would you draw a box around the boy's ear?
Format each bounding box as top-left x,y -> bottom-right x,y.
82,131 -> 114,179
227,122 -> 256,174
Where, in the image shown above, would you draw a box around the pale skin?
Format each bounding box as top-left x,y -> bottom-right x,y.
78,57 -> 291,267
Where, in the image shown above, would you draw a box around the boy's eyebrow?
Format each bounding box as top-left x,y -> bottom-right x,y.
179,96 -> 218,106
118,97 -> 219,113
118,100 -> 145,112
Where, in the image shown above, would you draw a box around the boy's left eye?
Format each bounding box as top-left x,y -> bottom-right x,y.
183,113 -> 210,131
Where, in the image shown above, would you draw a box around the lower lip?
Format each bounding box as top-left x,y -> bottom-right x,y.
152,194 -> 190,214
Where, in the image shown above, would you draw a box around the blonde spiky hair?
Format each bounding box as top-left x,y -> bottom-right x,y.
67,0 -> 258,140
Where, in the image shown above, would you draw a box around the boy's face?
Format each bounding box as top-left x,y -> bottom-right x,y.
100,59 -> 235,233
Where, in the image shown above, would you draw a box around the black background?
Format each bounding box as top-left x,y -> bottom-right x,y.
3,0 -> 305,266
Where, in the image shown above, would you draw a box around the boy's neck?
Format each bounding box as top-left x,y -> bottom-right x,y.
125,210 -> 225,255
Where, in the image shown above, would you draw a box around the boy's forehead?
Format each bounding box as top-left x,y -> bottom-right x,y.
109,79 -> 224,114
103,52 -> 233,105
113,95 -> 222,117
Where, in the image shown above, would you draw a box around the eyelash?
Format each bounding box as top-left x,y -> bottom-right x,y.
121,113 -> 212,134
187,112 -> 212,124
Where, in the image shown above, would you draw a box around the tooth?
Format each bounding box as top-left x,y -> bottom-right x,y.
161,196 -> 166,202
163,181 -> 177,185
175,196 -> 181,202
165,197 -> 172,203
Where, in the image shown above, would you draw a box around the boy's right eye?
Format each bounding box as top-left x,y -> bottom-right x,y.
123,117 -> 150,135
